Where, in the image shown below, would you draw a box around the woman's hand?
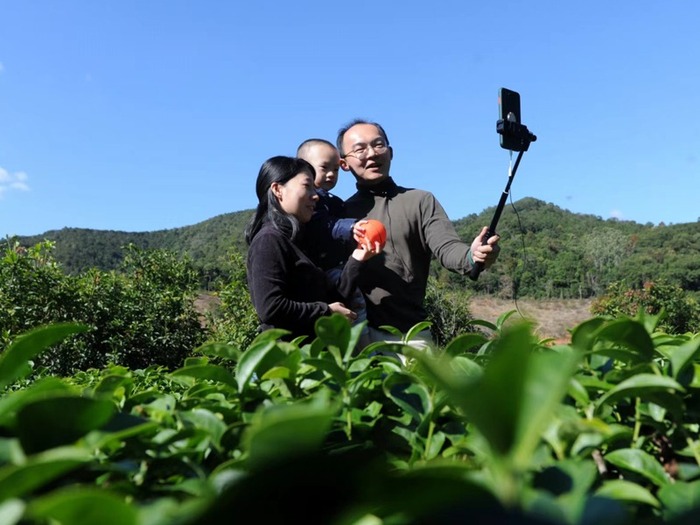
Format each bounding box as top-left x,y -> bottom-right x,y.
351,241 -> 382,262
351,220 -> 382,261
329,302 -> 357,322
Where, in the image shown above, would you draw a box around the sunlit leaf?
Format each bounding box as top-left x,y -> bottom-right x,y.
595,374 -> 684,411
0,499 -> 24,525
595,479 -> 660,508
195,342 -> 241,361
571,317 -> 607,351
179,409 -> 227,449
444,333 -> 488,356
605,448 -> 670,487
666,334 -> 700,380
315,314 -> 355,362
467,319 -> 498,332
595,318 -> 656,362
235,341 -> 286,392
0,324 -> 89,390
495,310 -> 519,330
405,321 -> 432,342
171,364 -> 237,389
415,322 -> 580,466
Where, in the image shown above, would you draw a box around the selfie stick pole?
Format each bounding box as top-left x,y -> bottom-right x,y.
468,119 -> 536,280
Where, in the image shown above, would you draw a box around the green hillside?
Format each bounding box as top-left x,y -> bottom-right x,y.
8,198 -> 700,299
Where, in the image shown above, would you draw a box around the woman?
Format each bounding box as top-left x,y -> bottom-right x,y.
245,156 -> 379,339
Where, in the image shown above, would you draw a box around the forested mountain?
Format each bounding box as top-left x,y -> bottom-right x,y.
9,198 -> 700,299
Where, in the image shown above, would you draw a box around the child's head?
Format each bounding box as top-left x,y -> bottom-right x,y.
296,139 -> 340,191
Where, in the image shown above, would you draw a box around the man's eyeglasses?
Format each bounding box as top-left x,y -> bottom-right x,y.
343,140 -> 388,160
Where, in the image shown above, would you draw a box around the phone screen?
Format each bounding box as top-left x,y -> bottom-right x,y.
498,88 -> 522,151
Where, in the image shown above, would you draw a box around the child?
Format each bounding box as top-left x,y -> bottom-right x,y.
296,139 -> 371,349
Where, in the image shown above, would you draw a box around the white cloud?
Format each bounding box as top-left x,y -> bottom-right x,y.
0,167 -> 31,197
609,209 -> 624,220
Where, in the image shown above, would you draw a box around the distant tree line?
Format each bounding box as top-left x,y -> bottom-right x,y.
9,198 -> 700,299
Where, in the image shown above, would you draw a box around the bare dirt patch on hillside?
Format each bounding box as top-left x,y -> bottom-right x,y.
468,296 -> 595,343
196,293 -> 595,342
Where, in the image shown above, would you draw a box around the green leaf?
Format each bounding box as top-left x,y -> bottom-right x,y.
29,487 -> 138,525
667,334 -> 700,379
382,372 -> 433,423
93,374 -> 134,397
444,333 -> 488,356
571,317 -> 607,351
179,409 -> 227,449
595,374 -> 684,411
315,314 -> 356,362
657,479 -> 700,520
303,357 -> 347,386
0,324 -> 89,390
171,364 -> 238,389
0,499 -> 24,525
405,321 -> 432,342
16,396 -> 115,454
195,342 -> 241,361
595,479 -> 660,508
495,309 -> 519,330
595,318 -> 656,363
250,328 -> 290,345
416,323 -> 580,466
0,377 -> 74,426
605,448 -> 670,487
244,397 -> 335,469
467,318 -> 498,332
235,341 -> 287,392
378,325 -> 404,337
0,447 -> 91,500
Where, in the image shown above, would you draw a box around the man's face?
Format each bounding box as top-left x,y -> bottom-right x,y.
339,123 -> 392,184
304,143 -> 340,191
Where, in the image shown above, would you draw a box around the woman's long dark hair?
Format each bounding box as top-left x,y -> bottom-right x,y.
244,156 -> 316,245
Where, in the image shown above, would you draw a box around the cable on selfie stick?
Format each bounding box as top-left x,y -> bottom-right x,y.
469,100 -> 537,281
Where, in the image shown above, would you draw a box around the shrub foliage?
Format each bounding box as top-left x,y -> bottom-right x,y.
0,241 -> 205,374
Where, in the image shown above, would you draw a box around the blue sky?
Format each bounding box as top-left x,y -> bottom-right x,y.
2,1 -> 699,238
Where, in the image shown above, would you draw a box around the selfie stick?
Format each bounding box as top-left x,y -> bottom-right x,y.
468,117 -> 537,280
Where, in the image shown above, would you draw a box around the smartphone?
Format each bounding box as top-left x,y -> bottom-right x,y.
498,87 -> 522,151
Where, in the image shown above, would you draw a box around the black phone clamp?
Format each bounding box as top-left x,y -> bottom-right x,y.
468,118 -> 537,280
496,118 -> 537,152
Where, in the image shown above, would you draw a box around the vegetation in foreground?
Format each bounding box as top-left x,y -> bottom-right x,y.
3,239 -> 700,523
1,311 -> 700,524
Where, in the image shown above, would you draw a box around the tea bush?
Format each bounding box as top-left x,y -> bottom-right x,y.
0,241 -> 206,374
424,276 -> 478,346
4,313 -> 700,524
592,280 -> 700,334
205,249 -> 259,351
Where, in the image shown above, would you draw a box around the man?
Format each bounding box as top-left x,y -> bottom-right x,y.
337,119 -> 500,346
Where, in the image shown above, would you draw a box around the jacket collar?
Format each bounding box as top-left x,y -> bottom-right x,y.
356,176 -> 398,197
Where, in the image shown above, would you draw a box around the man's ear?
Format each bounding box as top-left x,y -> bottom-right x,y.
389,146 -> 394,160
339,158 -> 351,172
